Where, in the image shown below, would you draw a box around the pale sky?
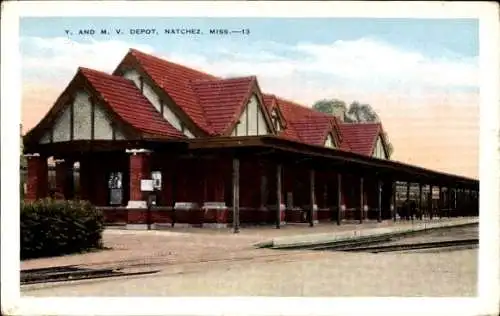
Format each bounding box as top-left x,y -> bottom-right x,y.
20,17 -> 479,179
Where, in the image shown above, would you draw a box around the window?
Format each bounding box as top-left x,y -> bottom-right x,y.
151,171 -> 162,190
271,110 -> 281,132
324,134 -> 335,148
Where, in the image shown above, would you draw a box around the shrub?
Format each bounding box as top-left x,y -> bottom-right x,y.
20,199 -> 104,259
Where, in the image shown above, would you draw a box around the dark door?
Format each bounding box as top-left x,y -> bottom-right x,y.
108,171 -> 124,206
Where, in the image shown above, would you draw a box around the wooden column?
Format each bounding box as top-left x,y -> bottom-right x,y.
232,158 -> 240,234
276,164 -> 282,229
447,187 -> 454,217
438,186 -> 443,218
126,149 -> 151,207
406,182 -> 411,220
309,169 -> 316,227
428,185 -> 434,219
359,177 -> 364,224
392,181 -> 397,221
418,183 -> 423,220
377,179 -> 382,223
337,173 -> 342,225
457,188 -> 462,216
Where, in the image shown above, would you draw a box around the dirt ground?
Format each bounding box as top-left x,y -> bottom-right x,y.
21,218 -> 473,271
21,219 -> 478,297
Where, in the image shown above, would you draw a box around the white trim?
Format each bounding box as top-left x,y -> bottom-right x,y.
126,200 -> 147,209
202,223 -> 229,229
125,148 -> 152,155
23,153 -> 40,158
174,202 -> 199,210
202,202 -> 227,209
125,224 -> 150,230
172,223 -> 199,228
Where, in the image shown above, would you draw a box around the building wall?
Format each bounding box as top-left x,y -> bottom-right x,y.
52,104 -> 71,142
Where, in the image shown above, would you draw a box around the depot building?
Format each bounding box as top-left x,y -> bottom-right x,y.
23,49 -> 479,230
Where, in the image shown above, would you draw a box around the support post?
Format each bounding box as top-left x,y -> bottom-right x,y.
276,164 -> 282,229
406,181 -> 411,220
392,181 -> 397,222
418,183 -> 423,220
438,186 -> 443,218
337,173 -> 342,225
309,169 -> 316,227
428,185 -> 434,220
232,158 -> 240,233
377,179 -> 382,223
126,149 -> 152,209
359,177 -> 364,224
447,187 -> 454,218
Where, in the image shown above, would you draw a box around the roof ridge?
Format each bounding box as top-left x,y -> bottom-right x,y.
341,121 -> 381,125
129,48 -> 219,79
190,75 -> 256,84
78,67 -> 126,79
275,95 -> 334,119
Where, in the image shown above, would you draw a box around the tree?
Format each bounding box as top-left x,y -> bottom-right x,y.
313,99 -> 394,158
313,99 -> 345,115
347,101 -> 380,123
312,99 -> 355,122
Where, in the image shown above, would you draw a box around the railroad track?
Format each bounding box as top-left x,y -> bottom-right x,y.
20,250 -> 305,285
21,267 -> 161,285
337,238 -> 479,253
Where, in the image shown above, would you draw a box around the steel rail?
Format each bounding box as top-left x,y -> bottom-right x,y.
338,238 -> 478,253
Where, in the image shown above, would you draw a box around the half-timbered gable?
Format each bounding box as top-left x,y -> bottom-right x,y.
230,93 -> 273,137
24,67 -> 184,149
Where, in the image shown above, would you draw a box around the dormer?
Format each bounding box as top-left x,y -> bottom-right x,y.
271,108 -> 283,132
372,134 -> 389,159
324,132 -> 337,148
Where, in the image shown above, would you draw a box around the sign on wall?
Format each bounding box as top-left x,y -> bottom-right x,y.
141,179 -> 154,192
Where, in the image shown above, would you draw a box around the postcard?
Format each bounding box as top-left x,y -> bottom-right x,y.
1,1 -> 498,316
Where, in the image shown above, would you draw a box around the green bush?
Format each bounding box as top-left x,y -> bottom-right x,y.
20,199 -> 104,259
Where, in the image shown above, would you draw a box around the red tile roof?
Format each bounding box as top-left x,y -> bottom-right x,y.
339,122 -> 382,156
289,118 -> 333,146
71,49 -> 384,158
190,76 -> 255,135
129,49 -> 217,134
79,67 -> 185,139
270,97 -> 342,147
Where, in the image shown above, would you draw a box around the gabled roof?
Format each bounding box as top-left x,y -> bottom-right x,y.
272,97 -> 342,147
339,122 -> 383,156
125,49 -> 217,134
262,94 -> 287,128
123,49 -> 275,136
289,117 -> 333,146
190,76 -> 255,135
25,67 -> 185,143
29,48 -> 391,159
80,68 -> 184,138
